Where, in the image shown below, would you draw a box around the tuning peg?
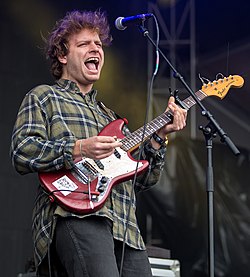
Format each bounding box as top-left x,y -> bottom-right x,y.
199,73 -> 211,85
215,73 -> 224,81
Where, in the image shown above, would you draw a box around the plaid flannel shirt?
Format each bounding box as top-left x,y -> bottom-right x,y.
10,79 -> 166,270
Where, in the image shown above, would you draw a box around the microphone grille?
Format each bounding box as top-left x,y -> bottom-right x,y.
115,17 -> 127,31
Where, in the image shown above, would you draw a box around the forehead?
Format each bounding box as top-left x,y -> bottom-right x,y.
68,29 -> 101,44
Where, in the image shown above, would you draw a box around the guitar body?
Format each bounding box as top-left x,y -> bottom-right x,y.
39,119 -> 149,214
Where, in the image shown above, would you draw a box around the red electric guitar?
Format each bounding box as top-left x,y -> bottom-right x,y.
39,75 -> 244,214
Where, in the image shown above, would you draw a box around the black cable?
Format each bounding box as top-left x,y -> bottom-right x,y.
47,220 -> 53,277
119,14 -> 160,277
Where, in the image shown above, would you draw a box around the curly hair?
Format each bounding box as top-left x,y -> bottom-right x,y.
46,10 -> 112,79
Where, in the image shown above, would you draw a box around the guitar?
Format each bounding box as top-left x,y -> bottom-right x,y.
39,75 -> 244,214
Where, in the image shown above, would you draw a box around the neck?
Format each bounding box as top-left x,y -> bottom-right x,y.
79,83 -> 94,95
60,76 -> 94,95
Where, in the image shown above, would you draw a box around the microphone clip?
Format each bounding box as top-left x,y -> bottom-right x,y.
115,13 -> 153,31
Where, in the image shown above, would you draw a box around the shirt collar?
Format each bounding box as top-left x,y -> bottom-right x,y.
56,79 -> 80,93
56,79 -> 98,101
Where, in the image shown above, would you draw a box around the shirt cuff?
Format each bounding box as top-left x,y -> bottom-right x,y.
63,137 -> 77,169
143,139 -> 166,161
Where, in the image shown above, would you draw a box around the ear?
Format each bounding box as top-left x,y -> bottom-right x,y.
58,55 -> 67,65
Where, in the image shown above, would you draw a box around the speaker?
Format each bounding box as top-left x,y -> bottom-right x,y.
147,245 -> 180,277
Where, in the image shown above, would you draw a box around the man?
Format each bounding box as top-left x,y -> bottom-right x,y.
10,10 -> 187,277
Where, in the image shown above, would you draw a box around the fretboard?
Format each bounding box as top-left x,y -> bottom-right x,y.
121,90 -> 207,152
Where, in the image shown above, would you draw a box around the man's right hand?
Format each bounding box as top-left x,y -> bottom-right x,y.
73,136 -> 122,160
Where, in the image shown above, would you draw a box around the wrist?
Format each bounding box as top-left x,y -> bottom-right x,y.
79,139 -> 86,159
151,132 -> 168,147
152,132 -> 166,145
73,139 -> 86,160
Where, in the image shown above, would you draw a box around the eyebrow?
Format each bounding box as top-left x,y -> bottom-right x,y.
75,39 -> 102,45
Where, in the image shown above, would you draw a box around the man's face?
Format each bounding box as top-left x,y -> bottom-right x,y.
59,28 -> 104,92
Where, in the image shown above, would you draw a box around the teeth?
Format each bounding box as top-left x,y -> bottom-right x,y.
86,57 -> 99,63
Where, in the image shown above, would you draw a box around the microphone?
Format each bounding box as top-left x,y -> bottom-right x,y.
115,13 -> 153,31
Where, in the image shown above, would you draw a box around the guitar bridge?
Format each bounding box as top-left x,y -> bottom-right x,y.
72,160 -> 98,183
72,160 -> 112,202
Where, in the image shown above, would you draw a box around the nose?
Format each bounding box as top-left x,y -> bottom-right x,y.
89,41 -> 99,53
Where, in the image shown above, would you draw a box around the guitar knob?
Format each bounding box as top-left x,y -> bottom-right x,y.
100,176 -> 108,183
98,185 -> 105,193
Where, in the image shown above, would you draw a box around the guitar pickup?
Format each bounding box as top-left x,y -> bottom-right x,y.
94,160 -> 104,170
114,149 -> 121,159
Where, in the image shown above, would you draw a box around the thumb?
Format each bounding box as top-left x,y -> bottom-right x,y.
168,96 -> 175,105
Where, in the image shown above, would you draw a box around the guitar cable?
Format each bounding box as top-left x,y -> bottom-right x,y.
47,217 -> 54,277
119,14 -> 160,277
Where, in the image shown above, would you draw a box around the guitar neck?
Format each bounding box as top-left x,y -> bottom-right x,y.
121,89 -> 207,152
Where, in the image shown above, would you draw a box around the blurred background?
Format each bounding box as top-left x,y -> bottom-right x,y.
1,0 -> 250,276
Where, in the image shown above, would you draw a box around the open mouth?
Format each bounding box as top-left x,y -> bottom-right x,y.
84,57 -> 99,72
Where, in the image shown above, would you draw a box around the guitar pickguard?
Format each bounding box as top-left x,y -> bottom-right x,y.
76,147 -> 144,180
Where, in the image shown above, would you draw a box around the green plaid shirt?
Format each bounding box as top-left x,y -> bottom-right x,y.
10,79 -> 166,269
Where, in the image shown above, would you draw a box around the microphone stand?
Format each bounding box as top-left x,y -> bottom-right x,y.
138,24 -> 240,277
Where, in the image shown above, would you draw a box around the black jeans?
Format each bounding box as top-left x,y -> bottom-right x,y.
52,216 -> 152,277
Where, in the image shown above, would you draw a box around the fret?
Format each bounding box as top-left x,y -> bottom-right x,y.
150,121 -> 160,131
183,90 -> 207,109
197,90 -> 207,99
183,96 -> 195,109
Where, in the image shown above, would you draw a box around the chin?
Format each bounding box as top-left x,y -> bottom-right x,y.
88,75 -> 100,82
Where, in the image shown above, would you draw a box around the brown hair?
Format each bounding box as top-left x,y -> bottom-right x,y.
46,10 -> 112,79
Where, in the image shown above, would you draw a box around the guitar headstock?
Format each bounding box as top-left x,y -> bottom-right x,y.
201,75 -> 244,99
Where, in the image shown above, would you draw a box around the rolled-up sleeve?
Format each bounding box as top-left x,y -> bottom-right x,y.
134,139 -> 167,192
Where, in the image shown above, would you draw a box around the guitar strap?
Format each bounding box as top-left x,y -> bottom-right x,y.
97,100 -> 123,121
97,101 -> 131,136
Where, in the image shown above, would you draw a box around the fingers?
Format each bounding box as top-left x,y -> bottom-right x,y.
159,99 -> 187,134
79,136 -> 122,160
96,136 -> 122,150
168,96 -> 175,105
172,108 -> 187,131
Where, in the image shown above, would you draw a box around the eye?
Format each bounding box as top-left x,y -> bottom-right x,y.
78,43 -> 87,47
96,42 -> 102,48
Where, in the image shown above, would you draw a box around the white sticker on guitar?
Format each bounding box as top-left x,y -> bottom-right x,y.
52,175 -> 78,196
